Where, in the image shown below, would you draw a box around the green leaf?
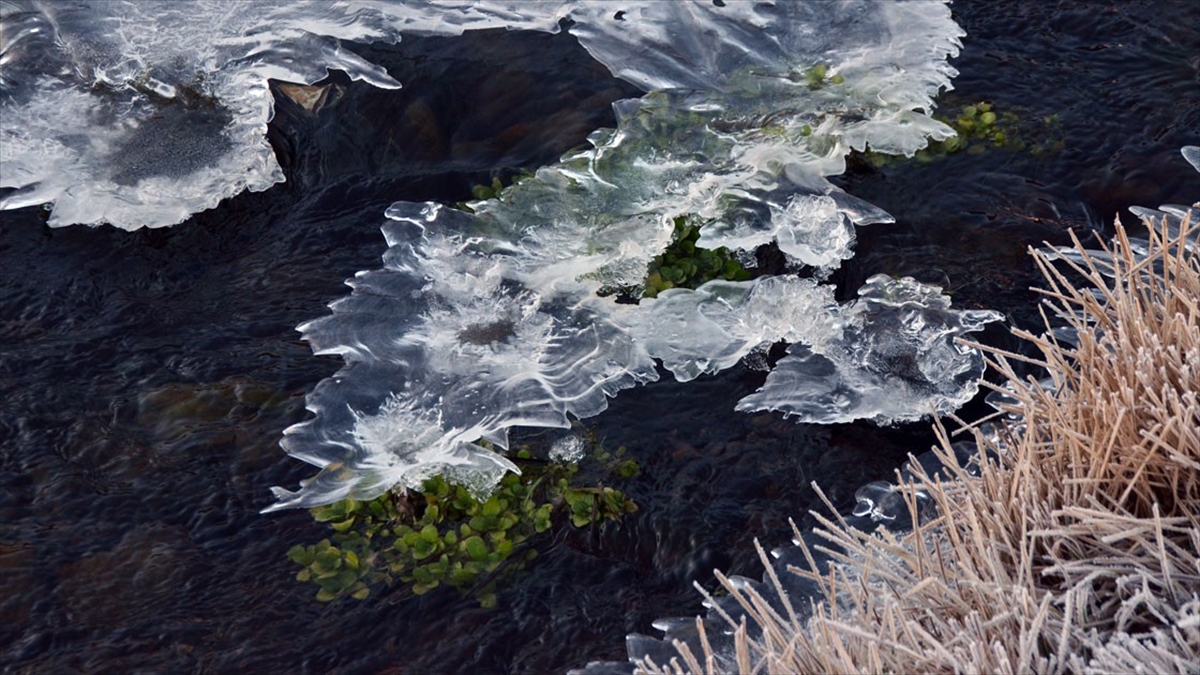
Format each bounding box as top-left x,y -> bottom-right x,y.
315,549 -> 342,571
565,491 -> 594,516
412,580 -> 439,595
481,497 -> 503,517
534,505 -> 552,533
463,536 -> 489,562
287,545 -> 314,566
336,569 -> 358,588
450,567 -> 478,586
411,539 -> 435,561
495,538 -> 514,558
330,517 -> 356,533
312,504 -> 343,523
412,565 -> 433,584
614,459 -> 640,479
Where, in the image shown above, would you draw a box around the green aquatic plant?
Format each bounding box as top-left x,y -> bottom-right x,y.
456,170 -> 536,211
287,440 -> 637,607
793,62 -> 844,89
861,101 -> 1064,167
642,216 -> 753,298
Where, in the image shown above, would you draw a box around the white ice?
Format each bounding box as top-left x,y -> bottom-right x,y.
265,1 -> 995,510
1,0 -> 996,510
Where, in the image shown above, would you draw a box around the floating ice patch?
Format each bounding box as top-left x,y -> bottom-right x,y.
2,0 -> 960,230
0,0 -> 433,228
736,275 -> 1002,424
266,1 -> 995,511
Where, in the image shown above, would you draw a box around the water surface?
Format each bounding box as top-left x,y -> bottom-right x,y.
2,2 -> 1198,672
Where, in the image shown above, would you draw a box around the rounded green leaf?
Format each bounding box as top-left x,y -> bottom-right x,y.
481,497 -> 503,517
412,580 -> 439,595
463,536 -> 489,562
287,545 -> 315,566
315,549 -> 342,571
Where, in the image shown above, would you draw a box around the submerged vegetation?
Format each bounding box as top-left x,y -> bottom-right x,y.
460,176 -> 754,300
861,100 -> 1065,168
288,438 -> 637,606
641,216 -> 753,298
642,204 -> 1200,673
456,170 -> 536,211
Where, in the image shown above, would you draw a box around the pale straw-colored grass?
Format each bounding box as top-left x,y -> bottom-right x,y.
638,207 -> 1200,674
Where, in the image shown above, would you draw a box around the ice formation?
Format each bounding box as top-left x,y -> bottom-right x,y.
1042,147 -> 1199,287
0,0 -> 998,509
264,1 -> 1004,511
0,0 -> 411,228
2,0 -> 961,229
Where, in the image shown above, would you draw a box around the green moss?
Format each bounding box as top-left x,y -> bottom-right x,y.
288,437 -> 638,607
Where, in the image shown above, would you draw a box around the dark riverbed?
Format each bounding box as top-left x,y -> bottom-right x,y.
1,1 -> 1197,673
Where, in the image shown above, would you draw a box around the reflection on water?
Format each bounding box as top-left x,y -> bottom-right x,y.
1,2 -> 1198,672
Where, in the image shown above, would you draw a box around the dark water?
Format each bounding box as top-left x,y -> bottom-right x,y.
1,2 -> 1197,673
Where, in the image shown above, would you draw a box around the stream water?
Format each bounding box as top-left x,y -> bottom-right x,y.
1,1 -> 1198,673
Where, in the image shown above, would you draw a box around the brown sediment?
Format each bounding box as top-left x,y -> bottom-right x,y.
273,82 -> 344,114
458,319 -> 517,346
643,207 -> 1200,673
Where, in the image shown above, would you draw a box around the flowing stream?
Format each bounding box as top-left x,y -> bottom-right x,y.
1,1 -> 1197,672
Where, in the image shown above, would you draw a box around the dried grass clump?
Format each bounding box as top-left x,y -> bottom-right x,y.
640,208 -> 1200,674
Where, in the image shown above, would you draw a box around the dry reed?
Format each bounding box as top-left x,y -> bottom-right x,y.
639,207 -> 1200,674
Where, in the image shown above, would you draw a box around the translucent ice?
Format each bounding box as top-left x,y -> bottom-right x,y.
266,2 -> 988,510
736,275 -> 1002,424
3,0 -> 961,230
0,0 -> 420,228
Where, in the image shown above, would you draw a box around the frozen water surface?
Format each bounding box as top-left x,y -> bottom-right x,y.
263,1 -> 1001,510
0,0 -> 998,509
0,0 -> 412,228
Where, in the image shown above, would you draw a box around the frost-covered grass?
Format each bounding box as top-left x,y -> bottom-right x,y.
642,206 -> 1200,673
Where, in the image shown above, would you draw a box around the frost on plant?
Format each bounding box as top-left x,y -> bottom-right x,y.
265,1 -> 1000,511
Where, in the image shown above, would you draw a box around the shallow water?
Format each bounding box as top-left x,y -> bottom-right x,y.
1,2 -> 1198,673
